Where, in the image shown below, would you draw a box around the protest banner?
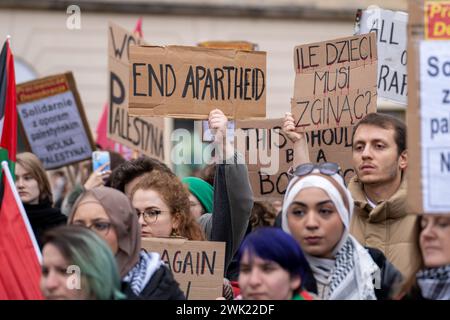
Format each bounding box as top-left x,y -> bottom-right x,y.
198,41 -> 256,142
424,1 -> 450,39
128,45 -> 266,120
408,0 -> 450,214
108,22 -> 166,162
235,119 -> 354,201
141,237 -> 225,300
355,7 -> 408,104
292,33 -> 378,132
16,72 -> 94,169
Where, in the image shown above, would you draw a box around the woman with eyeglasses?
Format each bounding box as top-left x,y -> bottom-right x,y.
131,170 -> 206,240
15,152 -> 67,249
69,186 -> 185,300
40,225 -> 124,300
399,214 -> 450,300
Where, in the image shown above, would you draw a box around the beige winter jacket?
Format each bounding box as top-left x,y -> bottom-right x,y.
349,176 -> 421,279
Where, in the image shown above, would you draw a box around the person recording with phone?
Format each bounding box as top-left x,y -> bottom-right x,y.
61,150 -> 125,216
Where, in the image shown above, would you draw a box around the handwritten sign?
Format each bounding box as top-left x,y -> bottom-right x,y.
356,7 -> 408,104
235,119 -> 354,201
292,33 -> 378,132
128,45 -> 266,120
16,72 -> 94,169
108,22 -> 165,162
141,238 -> 225,300
425,1 -> 450,39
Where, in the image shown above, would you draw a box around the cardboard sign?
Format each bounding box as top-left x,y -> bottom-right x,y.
407,0 -> 450,215
108,22 -> 165,162
128,45 -> 266,120
16,72 -> 94,169
424,1 -> 450,39
355,7 -> 408,104
292,33 -> 378,132
235,119 -> 355,201
141,238 -> 225,300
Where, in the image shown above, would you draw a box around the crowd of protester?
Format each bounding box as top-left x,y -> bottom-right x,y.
14,109 -> 450,300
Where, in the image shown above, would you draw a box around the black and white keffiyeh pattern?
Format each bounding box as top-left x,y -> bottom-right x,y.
309,236 -> 378,300
123,250 -> 162,296
328,238 -> 355,295
417,265 -> 450,300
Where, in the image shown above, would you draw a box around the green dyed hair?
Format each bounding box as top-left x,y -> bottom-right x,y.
42,226 -> 125,300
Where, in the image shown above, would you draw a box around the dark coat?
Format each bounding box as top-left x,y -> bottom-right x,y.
122,265 -> 186,300
366,247 -> 403,300
23,199 -> 67,249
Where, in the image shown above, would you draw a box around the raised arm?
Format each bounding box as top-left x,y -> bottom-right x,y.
283,112 -> 310,167
204,109 -> 253,274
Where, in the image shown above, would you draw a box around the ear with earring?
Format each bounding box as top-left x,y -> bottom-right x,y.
170,229 -> 180,237
171,212 -> 181,237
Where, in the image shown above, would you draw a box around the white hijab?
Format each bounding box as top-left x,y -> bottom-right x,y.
281,170 -> 378,300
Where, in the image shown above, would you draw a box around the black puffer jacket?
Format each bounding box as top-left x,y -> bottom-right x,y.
122,265 -> 186,300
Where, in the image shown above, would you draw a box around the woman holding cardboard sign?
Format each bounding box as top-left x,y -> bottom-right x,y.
69,186 -> 185,300
125,109 -> 253,276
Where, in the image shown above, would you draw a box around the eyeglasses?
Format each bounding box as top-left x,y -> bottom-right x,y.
136,208 -> 164,225
292,162 -> 341,177
73,221 -> 112,236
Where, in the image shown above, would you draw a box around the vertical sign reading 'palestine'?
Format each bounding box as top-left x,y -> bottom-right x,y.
420,41 -> 450,212
108,22 -> 165,162
16,73 -> 94,169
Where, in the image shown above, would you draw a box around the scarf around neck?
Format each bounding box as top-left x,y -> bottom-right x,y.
123,250 -> 162,296
417,265 -> 450,300
306,236 -> 379,300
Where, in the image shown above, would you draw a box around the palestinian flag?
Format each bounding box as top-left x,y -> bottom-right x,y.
0,161 -> 43,299
0,38 -> 17,179
0,39 -> 43,299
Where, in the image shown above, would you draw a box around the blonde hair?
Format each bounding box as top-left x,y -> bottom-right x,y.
16,152 -> 53,204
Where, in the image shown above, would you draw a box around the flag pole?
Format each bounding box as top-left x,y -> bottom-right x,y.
1,161 -> 42,263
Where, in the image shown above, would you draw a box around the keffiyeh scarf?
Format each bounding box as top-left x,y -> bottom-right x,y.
417,265 -> 450,300
307,236 -> 379,300
123,250 -> 162,295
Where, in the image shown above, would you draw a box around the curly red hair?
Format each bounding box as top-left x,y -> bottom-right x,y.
131,171 -> 205,241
